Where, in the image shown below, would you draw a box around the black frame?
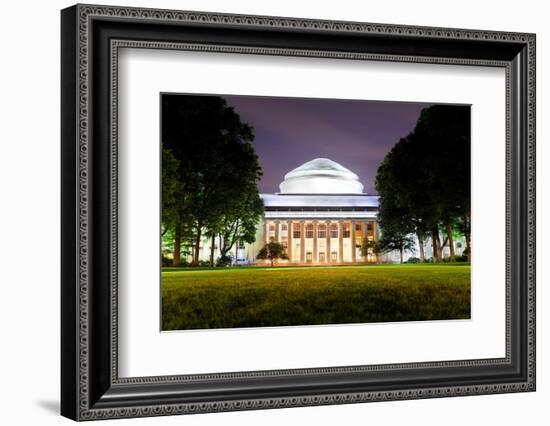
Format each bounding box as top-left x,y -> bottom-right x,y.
61,4 -> 536,421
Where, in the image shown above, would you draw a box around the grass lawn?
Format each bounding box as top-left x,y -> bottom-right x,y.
161,264 -> 470,331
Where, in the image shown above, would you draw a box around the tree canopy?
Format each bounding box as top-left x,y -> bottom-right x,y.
162,95 -> 263,266
256,241 -> 289,267
375,105 -> 471,262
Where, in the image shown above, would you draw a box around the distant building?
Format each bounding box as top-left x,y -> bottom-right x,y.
185,158 -> 464,265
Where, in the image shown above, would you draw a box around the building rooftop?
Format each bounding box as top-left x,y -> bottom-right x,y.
262,158 -> 378,211
261,193 -> 379,209
279,158 -> 366,194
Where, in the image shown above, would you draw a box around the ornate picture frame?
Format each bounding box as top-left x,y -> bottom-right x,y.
61,4 -> 535,420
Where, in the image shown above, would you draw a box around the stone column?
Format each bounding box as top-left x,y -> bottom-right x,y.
325,220 -> 331,263
312,221 -> 318,263
300,220 -> 305,263
287,220 -> 293,263
351,220 -> 356,263
264,220 -> 270,244
274,220 -> 280,243
364,220 -> 371,262
338,220 -> 344,263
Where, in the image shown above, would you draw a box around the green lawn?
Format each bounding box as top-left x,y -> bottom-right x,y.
161,264 -> 470,330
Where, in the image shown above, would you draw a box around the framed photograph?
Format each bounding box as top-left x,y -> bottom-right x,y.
61,4 -> 536,421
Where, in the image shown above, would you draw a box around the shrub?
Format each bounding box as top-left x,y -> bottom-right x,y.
216,255 -> 233,267
406,257 -> 421,264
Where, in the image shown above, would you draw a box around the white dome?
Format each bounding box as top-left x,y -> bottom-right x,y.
279,158 -> 365,194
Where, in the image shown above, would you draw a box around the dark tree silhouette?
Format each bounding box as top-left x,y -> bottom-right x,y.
376,227 -> 416,264
375,105 -> 470,262
414,106 -> 471,261
217,193 -> 264,263
257,241 -> 289,267
376,195 -> 416,263
162,95 -> 263,266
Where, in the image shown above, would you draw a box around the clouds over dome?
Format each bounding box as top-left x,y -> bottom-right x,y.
279,158 -> 365,194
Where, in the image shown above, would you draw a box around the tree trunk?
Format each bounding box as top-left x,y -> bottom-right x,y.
173,224 -> 181,267
431,227 -> 441,262
218,235 -> 226,259
220,243 -> 230,259
400,248 -> 404,264
446,223 -> 455,261
209,234 -> 216,267
219,233 -> 235,260
464,212 -> 471,262
417,233 -> 425,262
193,224 -> 202,266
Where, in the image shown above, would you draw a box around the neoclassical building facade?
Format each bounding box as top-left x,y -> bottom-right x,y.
259,158 -> 379,264
184,157 -> 464,265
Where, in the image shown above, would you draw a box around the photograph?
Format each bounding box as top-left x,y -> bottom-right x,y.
57,3 -> 536,420
160,94 -> 472,331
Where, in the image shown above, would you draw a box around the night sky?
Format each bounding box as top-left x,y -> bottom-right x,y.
223,95 -> 433,195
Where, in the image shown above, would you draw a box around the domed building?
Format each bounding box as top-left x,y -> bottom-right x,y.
278,158 -> 365,194
181,158 -> 464,265
255,158 -> 379,264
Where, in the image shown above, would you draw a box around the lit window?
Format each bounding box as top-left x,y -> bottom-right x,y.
281,224 -> 287,232
306,252 -> 313,262
355,223 -> 362,231
267,222 -> 276,240
292,223 -> 301,239
305,224 -> 314,238
317,224 -> 326,238
343,223 -> 351,238
331,251 -> 338,261
330,224 -> 338,238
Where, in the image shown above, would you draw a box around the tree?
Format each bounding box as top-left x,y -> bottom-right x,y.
161,147 -> 180,235
376,225 -> 416,264
217,193 -> 264,262
374,105 -> 470,263
162,95 -> 263,266
413,106 -> 470,261
375,155 -> 419,264
456,212 -> 471,261
375,196 -> 416,264
161,148 -> 194,266
360,238 -> 378,261
376,137 -> 436,262
257,241 -> 289,267
204,134 -> 264,266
